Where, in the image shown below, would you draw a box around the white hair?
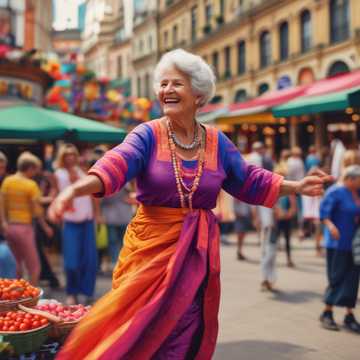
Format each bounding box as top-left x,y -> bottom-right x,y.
153,48 -> 216,107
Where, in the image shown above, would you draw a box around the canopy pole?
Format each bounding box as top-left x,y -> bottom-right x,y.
315,114 -> 326,150
289,116 -> 298,147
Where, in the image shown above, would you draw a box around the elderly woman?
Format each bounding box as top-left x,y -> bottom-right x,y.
319,165 -> 360,333
49,49 -> 329,360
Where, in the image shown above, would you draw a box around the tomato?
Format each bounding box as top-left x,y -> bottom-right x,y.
19,323 -> 29,331
24,313 -> 32,320
33,315 -> 40,321
2,325 -> 9,331
22,318 -> 31,325
31,320 -> 40,329
8,325 -> 16,331
40,318 -> 48,325
9,313 -> 17,320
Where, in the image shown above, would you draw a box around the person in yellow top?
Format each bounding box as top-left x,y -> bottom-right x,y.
0,152 -> 53,285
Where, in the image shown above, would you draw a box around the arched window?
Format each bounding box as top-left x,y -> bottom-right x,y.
173,25 -> 178,46
260,31 -> 271,68
279,22 -> 289,61
234,89 -> 247,103
327,61 -> 350,77
330,0 -> 350,43
210,95 -> 223,104
258,83 -> 269,95
300,10 -> 311,53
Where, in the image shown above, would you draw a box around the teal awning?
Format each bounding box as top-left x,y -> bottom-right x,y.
272,87 -> 360,117
0,106 -> 126,143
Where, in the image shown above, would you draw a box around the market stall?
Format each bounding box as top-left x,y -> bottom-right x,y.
0,278 -> 90,359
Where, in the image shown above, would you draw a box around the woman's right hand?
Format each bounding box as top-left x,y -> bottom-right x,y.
48,186 -> 75,223
328,223 -> 340,240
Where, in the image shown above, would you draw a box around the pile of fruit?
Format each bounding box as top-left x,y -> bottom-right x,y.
0,279 -> 40,301
35,301 -> 90,322
0,311 -> 48,332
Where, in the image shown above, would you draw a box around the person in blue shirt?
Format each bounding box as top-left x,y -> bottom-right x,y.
319,165 -> 360,333
305,145 -> 321,173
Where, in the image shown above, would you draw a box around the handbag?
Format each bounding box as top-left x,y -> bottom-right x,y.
352,227 -> 360,266
96,224 -> 108,250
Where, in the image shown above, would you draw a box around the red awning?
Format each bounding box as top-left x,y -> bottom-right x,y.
304,69 -> 360,96
226,69 -> 360,116
228,85 -> 308,113
199,103 -> 225,114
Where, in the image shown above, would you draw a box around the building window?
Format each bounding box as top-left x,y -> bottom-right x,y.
258,83 -> 269,95
327,60 -> 350,77
279,22 -> 289,61
137,76 -> 141,97
300,10 -> 311,53
148,35 -> 152,52
210,95 -> 223,104
117,56 -> 122,78
212,51 -> 219,77
145,73 -> 150,98
217,0 -> 225,24
234,89 -> 247,103
173,25 -> 178,46
191,6 -> 197,41
139,39 -> 144,54
205,3 -> 212,24
164,31 -> 168,49
260,30 -> 271,68
330,0 -> 350,43
237,40 -> 246,75
224,46 -> 231,79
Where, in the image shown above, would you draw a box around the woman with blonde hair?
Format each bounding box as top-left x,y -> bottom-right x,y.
53,143 -> 98,305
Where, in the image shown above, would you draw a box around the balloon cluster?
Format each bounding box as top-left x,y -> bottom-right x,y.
43,55 -> 162,125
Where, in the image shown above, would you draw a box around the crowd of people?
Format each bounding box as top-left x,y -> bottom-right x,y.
0,145 -> 136,307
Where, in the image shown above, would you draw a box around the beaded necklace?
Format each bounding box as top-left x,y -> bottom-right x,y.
166,119 -> 205,211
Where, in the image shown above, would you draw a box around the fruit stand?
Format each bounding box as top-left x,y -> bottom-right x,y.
0,279 -> 90,359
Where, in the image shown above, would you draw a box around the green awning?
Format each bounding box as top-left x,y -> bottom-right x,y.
272,87 -> 360,117
0,106 -> 126,143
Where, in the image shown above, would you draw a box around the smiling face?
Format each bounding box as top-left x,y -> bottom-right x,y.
157,66 -> 199,118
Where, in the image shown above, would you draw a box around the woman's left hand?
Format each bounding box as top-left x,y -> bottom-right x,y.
296,169 -> 333,196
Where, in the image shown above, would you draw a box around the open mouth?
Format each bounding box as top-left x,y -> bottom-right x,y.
164,98 -> 180,104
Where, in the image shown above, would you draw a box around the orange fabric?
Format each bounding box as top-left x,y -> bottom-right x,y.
58,205 -> 193,360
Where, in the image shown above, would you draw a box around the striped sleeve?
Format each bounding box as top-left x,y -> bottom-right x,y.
88,123 -> 154,197
220,132 -> 283,207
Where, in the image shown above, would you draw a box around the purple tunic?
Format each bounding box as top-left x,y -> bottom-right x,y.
89,118 -> 282,359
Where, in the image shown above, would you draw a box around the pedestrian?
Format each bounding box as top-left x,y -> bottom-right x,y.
34,169 -> 61,289
319,165 -> 360,333
49,49 -> 331,359
233,199 -> 253,260
0,152 -> 52,285
305,145 -> 321,172
287,147 -> 306,238
53,143 -> 98,305
215,190 -> 235,246
100,184 -> 135,268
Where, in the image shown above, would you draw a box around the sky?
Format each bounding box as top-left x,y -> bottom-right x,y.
52,0 -> 85,31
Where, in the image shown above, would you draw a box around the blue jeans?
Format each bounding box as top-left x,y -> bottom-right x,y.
107,224 -> 127,264
63,220 -> 97,297
0,242 -> 16,278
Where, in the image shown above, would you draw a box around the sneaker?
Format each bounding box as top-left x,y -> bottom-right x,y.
237,252 -> 246,261
320,311 -> 339,331
344,313 -> 360,334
